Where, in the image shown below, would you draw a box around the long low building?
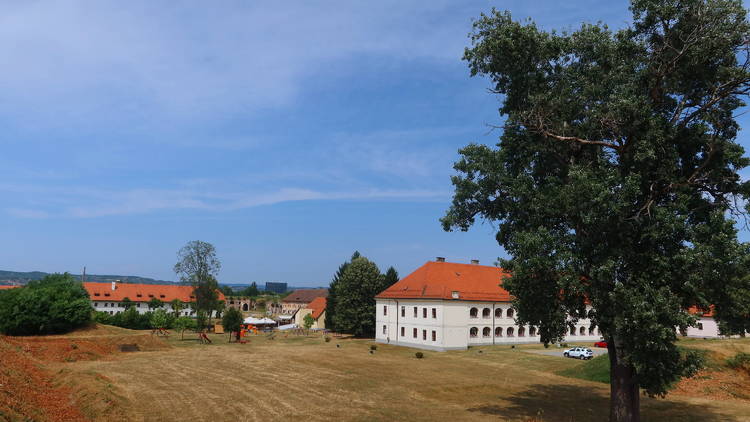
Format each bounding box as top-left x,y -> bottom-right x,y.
375,258 -> 728,351
84,281 -> 226,316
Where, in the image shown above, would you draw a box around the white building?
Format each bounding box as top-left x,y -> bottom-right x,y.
84,281 -> 226,316
375,259 -> 603,351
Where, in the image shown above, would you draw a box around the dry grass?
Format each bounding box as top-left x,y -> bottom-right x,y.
58,332 -> 750,422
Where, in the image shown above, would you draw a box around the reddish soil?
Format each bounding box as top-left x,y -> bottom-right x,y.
671,369 -> 750,402
0,325 -> 170,421
0,338 -> 87,421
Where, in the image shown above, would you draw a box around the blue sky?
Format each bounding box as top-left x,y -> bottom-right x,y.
2,1 -> 746,286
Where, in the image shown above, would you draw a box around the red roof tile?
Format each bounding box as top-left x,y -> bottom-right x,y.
83,282 -> 225,303
376,261 -> 512,302
688,305 -> 715,317
0,285 -> 19,290
307,296 -> 327,320
282,288 -> 328,304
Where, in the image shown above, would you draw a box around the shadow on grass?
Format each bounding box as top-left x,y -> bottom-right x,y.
468,383 -> 736,422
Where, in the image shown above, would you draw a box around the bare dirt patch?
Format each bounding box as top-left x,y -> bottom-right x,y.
0,324 -> 169,421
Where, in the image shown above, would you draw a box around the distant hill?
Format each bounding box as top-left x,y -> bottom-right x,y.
0,270 -> 178,285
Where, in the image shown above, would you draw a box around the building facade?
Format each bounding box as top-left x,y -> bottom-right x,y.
280,288 -> 328,314
375,259 -> 606,351
84,281 -> 226,317
294,296 -> 327,329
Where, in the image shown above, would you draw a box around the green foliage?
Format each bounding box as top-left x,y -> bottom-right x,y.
332,256 -> 387,337
170,299 -> 184,316
150,309 -> 170,329
147,297 -> 163,310
221,307 -> 243,334
174,240 -> 221,329
303,313 -> 315,330
370,344 -> 377,351
383,267 -> 399,289
0,273 -> 91,335
121,297 -> 134,309
236,282 -> 260,297
174,316 -> 197,339
443,0 -> 750,406
325,251 -> 360,331
726,352 -> 750,372
415,352 -> 424,359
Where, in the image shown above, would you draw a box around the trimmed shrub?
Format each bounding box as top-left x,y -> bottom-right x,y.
0,273 -> 91,335
415,352 -> 424,359
324,336 -> 331,343
370,344 -> 377,351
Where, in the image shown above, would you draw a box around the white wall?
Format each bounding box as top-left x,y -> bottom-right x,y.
376,299 -> 602,351
91,301 -> 217,317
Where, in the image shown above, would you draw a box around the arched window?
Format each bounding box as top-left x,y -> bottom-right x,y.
470,327 -> 478,337
579,326 -> 586,336
495,327 -> 502,337
588,326 -> 595,335
506,308 -> 514,318
495,308 -> 503,318
570,325 -> 576,335
483,327 -> 491,337
470,308 -> 478,318
482,308 -> 491,319
529,327 -> 536,336
518,327 -> 526,337
506,327 -> 514,337
242,303 -> 248,311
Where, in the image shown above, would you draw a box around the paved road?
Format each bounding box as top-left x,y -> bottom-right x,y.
525,347 -> 608,358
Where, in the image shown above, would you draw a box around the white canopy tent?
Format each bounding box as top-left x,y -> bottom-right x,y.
243,316 -> 277,325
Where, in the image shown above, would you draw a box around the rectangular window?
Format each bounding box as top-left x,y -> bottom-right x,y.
697,323 -> 704,330
383,305 -> 387,316
432,331 -> 436,341
432,308 -> 436,318
401,306 -> 405,317
413,307 -> 417,318
422,308 -> 427,318
422,330 -> 427,340
382,325 -> 387,334
401,327 -> 405,337
413,328 -> 417,338
104,303 -> 108,307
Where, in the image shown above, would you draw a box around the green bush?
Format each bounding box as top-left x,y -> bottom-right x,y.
415,352 -> 424,359
726,352 -> 750,372
0,273 -> 92,335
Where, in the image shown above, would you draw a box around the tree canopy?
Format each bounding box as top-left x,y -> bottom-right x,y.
174,240 -> 222,329
442,1 -> 750,420
0,273 -> 92,335
325,251 -> 360,331
332,256 -> 386,337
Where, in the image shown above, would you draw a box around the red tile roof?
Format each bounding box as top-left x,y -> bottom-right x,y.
376,261 -> 512,302
0,285 -> 19,290
83,282 -> 225,303
282,288 -> 328,304
688,305 -> 715,317
307,296 -> 327,320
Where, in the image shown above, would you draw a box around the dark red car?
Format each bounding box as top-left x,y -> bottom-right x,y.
594,341 -> 608,348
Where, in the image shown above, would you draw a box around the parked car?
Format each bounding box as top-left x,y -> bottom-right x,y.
564,347 -> 593,360
594,341 -> 608,348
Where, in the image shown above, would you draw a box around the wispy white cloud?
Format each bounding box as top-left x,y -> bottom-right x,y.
2,183 -> 447,219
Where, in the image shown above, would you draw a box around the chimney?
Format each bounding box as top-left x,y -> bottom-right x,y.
111,281 -> 117,291
471,259 -> 479,265
436,257 -> 446,262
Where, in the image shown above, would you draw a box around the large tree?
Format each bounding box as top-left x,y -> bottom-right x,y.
442,1 -> 750,421
332,256 -> 385,337
174,240 -> 222,329
325,251 -> 361,331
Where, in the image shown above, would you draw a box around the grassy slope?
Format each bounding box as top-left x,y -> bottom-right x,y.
59,332 -> 750,422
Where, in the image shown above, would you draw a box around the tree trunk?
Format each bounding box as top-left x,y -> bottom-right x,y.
608,339 -> 640,422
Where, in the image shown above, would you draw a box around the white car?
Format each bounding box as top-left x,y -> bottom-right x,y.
564,347 -> 593,360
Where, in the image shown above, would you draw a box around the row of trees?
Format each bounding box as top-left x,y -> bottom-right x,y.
325,251 -> 399,337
